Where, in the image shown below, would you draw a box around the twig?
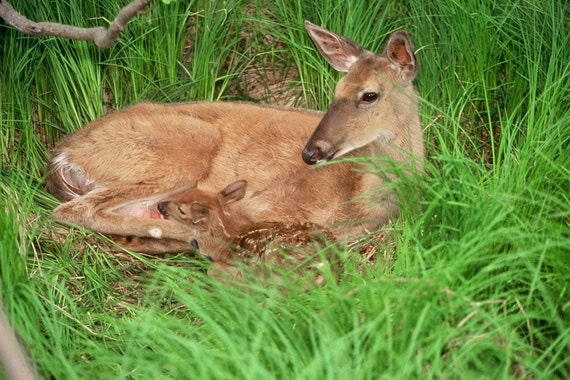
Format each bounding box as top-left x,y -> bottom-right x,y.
0,0 -> 154,49
0,308 -> 37,380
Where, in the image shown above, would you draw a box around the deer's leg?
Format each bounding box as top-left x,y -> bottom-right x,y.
111,235 -> 199,254
207,260 -> 242,281
51,187 -> 199,243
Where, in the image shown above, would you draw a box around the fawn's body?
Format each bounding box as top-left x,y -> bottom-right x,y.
151,180 -> 337,283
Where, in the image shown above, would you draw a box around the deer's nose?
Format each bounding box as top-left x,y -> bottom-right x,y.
302,145 -> 322,165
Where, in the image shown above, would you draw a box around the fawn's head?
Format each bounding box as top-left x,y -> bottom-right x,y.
302,21 -> 419,165
157,180 -> 248,238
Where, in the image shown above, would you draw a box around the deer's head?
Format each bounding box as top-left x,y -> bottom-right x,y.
302,21 -> 418,165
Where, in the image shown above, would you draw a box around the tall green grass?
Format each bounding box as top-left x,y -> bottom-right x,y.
1,0 -> 568,378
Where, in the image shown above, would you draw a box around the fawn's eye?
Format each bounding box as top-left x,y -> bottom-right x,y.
361,92 -> 379,103
177,206 -> 186,216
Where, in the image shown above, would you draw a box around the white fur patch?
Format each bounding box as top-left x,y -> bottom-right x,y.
51,152 -> 68,170
378,130 -> 395,141
149,228 -> 163,238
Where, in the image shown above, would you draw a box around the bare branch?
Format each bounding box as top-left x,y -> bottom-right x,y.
0,0 -> 154,49
0,308 -> 37,380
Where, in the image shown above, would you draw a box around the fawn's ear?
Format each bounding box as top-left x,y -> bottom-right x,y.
305,20 -> 373,72
386,30 -> 417,82
190,203 -> 210,223
220,180 -> 247,205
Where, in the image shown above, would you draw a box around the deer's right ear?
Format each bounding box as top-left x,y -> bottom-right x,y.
59,165 -> 94,198
305,20 -> 372,72
386,30 -> 417,82
220,180 -> 247,205
190,203 -> 210,223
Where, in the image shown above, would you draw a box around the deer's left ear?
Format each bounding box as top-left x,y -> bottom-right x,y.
190,203 -> 210,223
386,30 -> 417,82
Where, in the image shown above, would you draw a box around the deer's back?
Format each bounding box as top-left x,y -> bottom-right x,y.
49,102 -> 323,190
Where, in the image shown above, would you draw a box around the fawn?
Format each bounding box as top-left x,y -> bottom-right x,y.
153,179 -> 337,283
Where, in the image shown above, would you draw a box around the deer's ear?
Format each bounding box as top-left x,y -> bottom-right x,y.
220,180 -> 247,205
190,203 -> 210,223
59,165 -> 93,197
386,30 -> 417,82
305,20 -> 373,72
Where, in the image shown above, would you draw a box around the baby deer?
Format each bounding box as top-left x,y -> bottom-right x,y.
156,180 -> 338,285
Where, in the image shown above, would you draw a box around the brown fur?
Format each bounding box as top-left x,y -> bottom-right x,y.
44,21 -> 424,252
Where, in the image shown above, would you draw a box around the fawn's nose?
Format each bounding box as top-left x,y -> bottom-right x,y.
157,201 -> 168,216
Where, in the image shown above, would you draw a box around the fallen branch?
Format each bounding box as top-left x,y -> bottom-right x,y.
0,307 -> 37,380
0,0 -> 154,49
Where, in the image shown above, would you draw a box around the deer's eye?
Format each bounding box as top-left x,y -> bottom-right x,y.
361,92 -> 379,103
177,206 -> 186,216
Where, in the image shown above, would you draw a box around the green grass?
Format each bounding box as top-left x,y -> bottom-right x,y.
1,0 -> 569,378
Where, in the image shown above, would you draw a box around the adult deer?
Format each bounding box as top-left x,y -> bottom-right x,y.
45,21 -> 424,252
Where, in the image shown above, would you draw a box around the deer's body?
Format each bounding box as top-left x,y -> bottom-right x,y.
45,21 -> 424,252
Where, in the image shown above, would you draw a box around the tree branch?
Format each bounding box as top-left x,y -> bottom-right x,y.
0,0 -> 154,49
